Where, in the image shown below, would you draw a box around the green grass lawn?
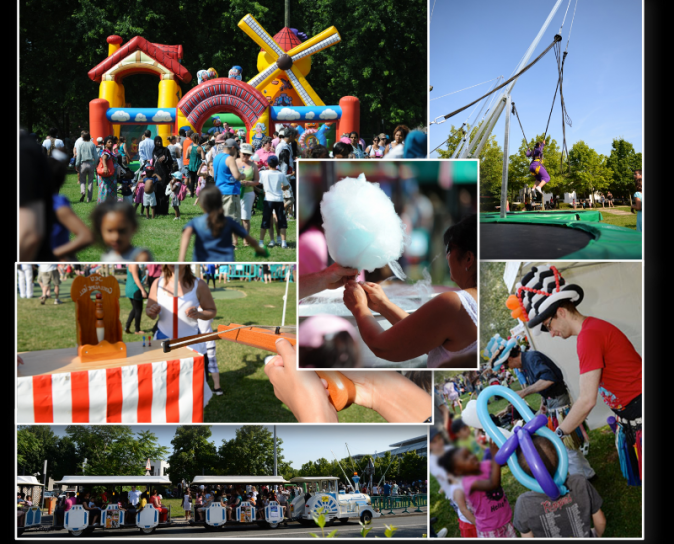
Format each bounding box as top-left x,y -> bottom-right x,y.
17,273 -> 382,423
61,170 -> 296,262
600,206 -> 638,230
430,384 -> 642,538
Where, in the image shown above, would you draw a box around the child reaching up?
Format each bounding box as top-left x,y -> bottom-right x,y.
439,441 -> 515,538
179,186 -> 267,262
429,428 -> 476,538
259,155 -> 289,249
513,435 -> 605,538
91,201 -> 152,261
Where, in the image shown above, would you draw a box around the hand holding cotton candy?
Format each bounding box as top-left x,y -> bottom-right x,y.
320,174 -> 406,274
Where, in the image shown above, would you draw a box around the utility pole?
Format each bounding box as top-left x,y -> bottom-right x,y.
285,0 -> 290,28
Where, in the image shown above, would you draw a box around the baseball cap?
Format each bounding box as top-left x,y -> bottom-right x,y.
97,137 -> 103,143
266,155 -> 279,168
215,134 -> 226,143
240,143 -> 254,155
224,138 -> 237,148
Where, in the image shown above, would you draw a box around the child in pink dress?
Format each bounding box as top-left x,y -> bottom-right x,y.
439,442 -> 515,538
133,174 -> 145,215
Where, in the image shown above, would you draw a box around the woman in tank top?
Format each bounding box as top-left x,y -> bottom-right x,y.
342,215 -> 477,368
145,265 -> 219,391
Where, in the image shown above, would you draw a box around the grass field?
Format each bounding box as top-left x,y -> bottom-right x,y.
430,384 -> 642,538
16,273 -> 382,423
60,170 -> 296,262
599,206 -> 638,229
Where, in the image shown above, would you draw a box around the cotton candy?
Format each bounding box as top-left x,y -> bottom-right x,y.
320,174 -> 406,273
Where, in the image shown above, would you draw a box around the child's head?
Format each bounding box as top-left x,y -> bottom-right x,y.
199,186 -> 227,237
267,155 -> 279,169
439,447 -> 481,476
91,201 -> 138,254
516,435 -> 558,479
451,418 -> 472,440
429,427 -> 446,455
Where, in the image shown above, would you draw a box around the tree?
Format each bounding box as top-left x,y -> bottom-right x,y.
66,426 -> 167,476
166,426 -> 218,485
479,262 -> 516,353
17,426 -> 79,480
567,141 -> 613,204
20,0 -> 426,140
437,123 -> 503,199
217,426 -> 292,478
606,138 -> 642,201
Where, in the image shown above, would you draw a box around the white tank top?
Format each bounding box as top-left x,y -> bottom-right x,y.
156,276 -> 206,354
427,290 -> 478,368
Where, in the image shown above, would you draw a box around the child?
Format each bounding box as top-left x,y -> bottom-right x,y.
526,140 -> 550,200
283,180 -> 295,220
179,186 -> 267,262
142,165 -> 159,219
439,441 -> 515,538
452,418 -> 490,462
218,264 -> 229,284
167,171 -> 183,220
133,174 -> 145,215
513,436 -> 606,538
194,161 -> 210,206
91,201 -> 153,261
429,428 -> 476,538
259,155 -> 289,249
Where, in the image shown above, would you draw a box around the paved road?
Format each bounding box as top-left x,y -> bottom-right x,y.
19,513 -> 427,539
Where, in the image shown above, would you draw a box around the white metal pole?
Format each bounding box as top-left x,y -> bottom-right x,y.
281,266 -> 290,327
464,0 -> 564,157
501,95 -> 512,218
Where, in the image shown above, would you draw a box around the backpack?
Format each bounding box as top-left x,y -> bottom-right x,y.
44,136 -> 57,156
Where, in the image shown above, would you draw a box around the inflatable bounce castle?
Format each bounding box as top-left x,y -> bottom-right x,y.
88,14 -> 359,146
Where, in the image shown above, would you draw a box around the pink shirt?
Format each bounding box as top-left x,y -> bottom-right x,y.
64,497 -> 76,511
256,148 -> 274,167
462,461 -> 512,533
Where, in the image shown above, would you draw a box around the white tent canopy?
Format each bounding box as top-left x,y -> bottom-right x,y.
17,476 -> 44,486
54,475 -> 172,486
289,476 -> 340,482
191,475 -> 288,486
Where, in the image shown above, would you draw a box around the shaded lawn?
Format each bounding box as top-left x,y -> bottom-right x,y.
17,274 -> 383,423
60,170 -> 296,262
430,383 -> 642,538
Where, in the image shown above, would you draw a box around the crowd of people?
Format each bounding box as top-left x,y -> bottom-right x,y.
185,483 -> 296,523
50,486 -> 169,527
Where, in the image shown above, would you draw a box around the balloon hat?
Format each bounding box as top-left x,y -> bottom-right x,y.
476,385 -> 569,500
505,265 -> 583,336
482,334 -> 501,360
491,337 -> 518,370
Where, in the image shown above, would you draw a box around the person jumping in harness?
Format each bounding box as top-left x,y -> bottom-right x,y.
526,140 -> 550,200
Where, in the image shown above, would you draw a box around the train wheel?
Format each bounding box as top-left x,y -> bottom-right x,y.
360,511 -> 372,525
139,527 -> 156,534
267,521 -> 280,529
68,528 -> 88,537
339,517 -> 349,524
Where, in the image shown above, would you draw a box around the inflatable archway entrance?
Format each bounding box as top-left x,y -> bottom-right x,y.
177,79 -> 270,141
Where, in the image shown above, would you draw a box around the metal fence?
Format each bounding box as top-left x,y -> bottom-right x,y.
220,264 -> 294,282
370,494 -> 427,515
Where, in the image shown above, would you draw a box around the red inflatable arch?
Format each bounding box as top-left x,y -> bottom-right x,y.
177,79 -> 269,133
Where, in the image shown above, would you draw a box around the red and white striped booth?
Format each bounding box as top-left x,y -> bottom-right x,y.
17,343 -> 212,423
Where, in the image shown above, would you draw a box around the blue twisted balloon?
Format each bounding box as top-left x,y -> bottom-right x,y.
476,385 -> 569,499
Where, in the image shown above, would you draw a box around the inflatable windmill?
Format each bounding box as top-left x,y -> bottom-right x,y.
238,14 -> 340,107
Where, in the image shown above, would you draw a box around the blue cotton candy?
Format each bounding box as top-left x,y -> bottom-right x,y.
320,174 -> 406,272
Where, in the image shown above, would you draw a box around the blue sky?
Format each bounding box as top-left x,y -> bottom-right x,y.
49,426 -> 425,470
429,0 -> 642,157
